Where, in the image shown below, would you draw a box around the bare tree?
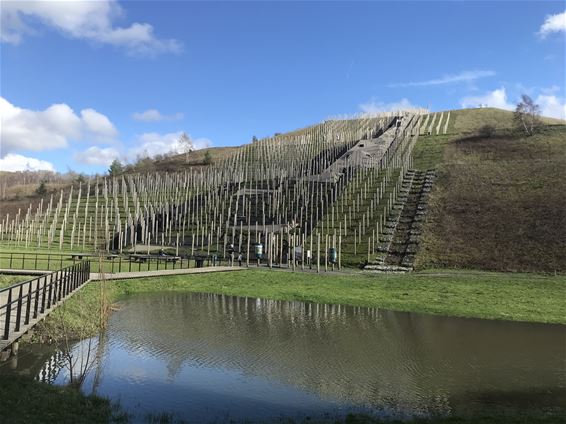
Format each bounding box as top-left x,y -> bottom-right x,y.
514,95 -> 541,136
179,132 -> 194,163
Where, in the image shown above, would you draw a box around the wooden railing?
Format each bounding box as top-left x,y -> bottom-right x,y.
1,261 -> 90,342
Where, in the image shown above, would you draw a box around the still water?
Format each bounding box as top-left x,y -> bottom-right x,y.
3,292 -> 565,422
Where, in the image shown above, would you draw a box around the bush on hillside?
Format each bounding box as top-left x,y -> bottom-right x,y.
35,180 -> 48,196
478,124 -> 496,138
203,150 -> 213,165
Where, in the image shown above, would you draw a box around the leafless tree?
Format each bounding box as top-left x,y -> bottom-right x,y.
514,94 -> 541,136
179,132 -> 194,163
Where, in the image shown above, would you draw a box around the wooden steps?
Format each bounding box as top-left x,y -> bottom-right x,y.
365,170 -> 435,273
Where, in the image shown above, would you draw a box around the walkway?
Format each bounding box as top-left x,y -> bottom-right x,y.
90,266 -> 247,281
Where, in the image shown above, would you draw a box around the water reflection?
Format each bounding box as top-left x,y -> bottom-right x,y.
37,349 -> 65,384
3,292 -> 565,422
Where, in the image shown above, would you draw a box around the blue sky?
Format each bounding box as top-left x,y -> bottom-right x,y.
1,1 -> 565,174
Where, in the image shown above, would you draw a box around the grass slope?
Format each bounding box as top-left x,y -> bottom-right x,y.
446,107 -> 565,134
131,145 -> 239,173
2,107 -> 565,273
412,108 -> 566,273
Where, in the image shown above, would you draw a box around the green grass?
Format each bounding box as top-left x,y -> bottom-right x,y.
0,375 -> 126,424
446,107 -> 565,135
412,134 -> 452,170
111,269 -> 566,324
0,274 -> 35,288
0,248 -> 213,273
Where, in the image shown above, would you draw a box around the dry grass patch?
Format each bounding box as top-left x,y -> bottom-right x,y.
417,126 -> 566,273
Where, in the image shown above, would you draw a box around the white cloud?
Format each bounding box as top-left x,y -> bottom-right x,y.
81,109 -> 118,139
129,131 -> 211,159
460,87 -> 514,110
191,138 -> 211,150
132,109 -> 184,122
359,98 -> 422,114
0,153 -> 55,172
1,0 -> 182,56
460,87 -> 566,119
74,146 -> 121,166
536,94 -> 566,120
388,70 -> 496,88
538,11 -> 566,38
0,97 -> 118,156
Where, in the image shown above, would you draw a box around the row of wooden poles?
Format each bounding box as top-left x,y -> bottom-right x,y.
419,111 -> 451,135
0,112 -> 424,268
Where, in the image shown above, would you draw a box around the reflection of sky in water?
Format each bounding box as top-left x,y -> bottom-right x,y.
77,342 -> 355,422
8,291 -> 566,423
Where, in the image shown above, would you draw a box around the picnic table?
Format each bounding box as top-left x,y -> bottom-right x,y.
128,254 -> 181,263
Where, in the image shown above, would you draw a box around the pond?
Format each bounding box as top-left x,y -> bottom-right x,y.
2,292 -> 565,422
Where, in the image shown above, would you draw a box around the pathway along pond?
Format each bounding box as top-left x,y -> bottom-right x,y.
2,292 -> 565,422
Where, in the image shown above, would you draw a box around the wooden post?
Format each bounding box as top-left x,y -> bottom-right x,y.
324,233 -> 328,272
316,232 -> 320,274
301,233 -> 305,271
338,234 -> 342,270
246,228 -> 250,267
291,234 -> 295,272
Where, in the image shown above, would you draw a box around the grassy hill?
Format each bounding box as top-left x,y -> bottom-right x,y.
412,108 -> 566,273
127,145 -> 241,173
1,107 -> 564,274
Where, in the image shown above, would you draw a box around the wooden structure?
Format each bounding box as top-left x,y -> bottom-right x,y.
0,261 -> 90,352
0,111 -> 428,268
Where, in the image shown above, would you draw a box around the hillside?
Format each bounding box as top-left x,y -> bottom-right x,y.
0,107 -> 564,274
0,114 -> 414,266
412,108 -> 566,273
127,146 -> 241,174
